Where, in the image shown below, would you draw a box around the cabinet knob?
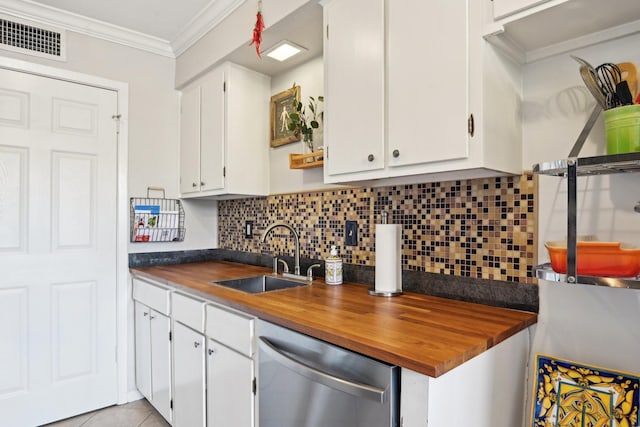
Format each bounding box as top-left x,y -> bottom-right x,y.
392,149 -> 400,158
200,182 -> 205,186
208,348 -> 215,356
192,182 -> 197,188
194,341 -> 201,348
143,312 -> 149,317
367,154 -> 375,162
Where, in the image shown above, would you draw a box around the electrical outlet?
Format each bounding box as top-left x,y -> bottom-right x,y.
345,220 -> 357,246
245,221 -> 254,238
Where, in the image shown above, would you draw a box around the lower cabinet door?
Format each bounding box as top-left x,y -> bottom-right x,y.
149,310 -> 172,423
206,339 -> 254,427
135,302 -> 171,423
134,302 -> 152,400
173,321 -> 206,427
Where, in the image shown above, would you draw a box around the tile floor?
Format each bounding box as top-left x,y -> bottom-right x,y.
42,399 -> 169,427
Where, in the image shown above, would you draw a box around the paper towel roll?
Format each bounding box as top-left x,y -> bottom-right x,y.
374,224 -> 402,294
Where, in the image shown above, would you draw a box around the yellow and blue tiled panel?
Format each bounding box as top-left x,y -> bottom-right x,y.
532,354 -> 639,427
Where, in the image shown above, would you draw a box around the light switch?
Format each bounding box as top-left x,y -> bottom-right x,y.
345,221 -> 357,246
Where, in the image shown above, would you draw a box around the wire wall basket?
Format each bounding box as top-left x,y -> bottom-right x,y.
130,187 -> 185,242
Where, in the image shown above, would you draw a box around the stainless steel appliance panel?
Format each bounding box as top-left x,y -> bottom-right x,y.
257,320 -> 399,427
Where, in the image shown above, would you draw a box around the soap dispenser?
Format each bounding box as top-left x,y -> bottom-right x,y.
325,245 -> 343,285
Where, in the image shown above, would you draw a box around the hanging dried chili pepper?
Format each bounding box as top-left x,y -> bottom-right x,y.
249,0 -> 265,58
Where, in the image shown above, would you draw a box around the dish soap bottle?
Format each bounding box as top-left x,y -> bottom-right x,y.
325,245 -> 343,285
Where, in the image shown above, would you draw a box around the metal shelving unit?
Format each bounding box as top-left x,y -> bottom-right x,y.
533,152 -> 640,289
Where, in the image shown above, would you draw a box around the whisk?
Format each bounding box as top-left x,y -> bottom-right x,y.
596,63 -> 622,109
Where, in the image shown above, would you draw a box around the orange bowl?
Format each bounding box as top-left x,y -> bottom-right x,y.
545,241 -> 640,277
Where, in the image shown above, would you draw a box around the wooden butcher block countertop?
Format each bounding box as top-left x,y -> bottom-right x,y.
131,261 -> 537,377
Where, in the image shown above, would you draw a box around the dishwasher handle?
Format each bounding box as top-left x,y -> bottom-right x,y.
259,337 -> 387,403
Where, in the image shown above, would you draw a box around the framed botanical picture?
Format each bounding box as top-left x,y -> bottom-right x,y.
270,86 -> 301,147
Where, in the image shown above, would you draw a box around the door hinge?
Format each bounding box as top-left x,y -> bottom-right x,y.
111,114 -> 121,134
252,378 -> 257,395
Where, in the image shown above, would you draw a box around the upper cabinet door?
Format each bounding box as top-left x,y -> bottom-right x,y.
200,66 -> 226,193
180,84 -> 201,194
387,0 -> 469,168
323,0 -> 385,177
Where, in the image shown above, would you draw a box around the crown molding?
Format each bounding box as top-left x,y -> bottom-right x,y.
0,0 -> 246,58
172,0 -> 247,57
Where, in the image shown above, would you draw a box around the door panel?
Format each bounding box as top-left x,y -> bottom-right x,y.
134,302 -> 152,400
51,281 -> 97,381
199,67 -> 225,192
0,287 -> 27,396
173,321 -> 206,427
387,1 -> 469,167
51,152 -> 96,250
0,88 -> 29,128
150,310 -> 172,422
207,339 -> 254,427
324,0 -> 385,177
0,67 -> 118,426
0,146 -> 27,252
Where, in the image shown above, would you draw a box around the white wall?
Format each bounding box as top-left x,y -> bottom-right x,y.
522,33 -> 640,260
269,55 -> 338,194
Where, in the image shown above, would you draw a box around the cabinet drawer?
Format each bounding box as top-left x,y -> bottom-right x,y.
206,304 -> 254,357
172,292 -> 206,333
132,277 -> 171,315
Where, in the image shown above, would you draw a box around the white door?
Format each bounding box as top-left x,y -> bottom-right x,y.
199,66 -> 225,193
0,68 -> 118,426
207,339 -> 254,427
323,0 -> 385,177
173,321 -> 206,427
149,309 -> 172,422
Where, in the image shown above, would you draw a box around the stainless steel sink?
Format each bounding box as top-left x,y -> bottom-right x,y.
212,275 -> 309,294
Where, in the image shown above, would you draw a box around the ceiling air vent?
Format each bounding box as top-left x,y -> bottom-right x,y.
0,14 -> 66,61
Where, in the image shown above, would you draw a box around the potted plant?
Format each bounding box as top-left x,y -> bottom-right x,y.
287,83 -> 324,155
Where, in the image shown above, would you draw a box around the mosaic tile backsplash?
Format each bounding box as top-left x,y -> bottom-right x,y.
218,173 -> 538,284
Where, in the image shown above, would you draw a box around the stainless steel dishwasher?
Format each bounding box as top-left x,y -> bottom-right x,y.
257,320 -> 400,427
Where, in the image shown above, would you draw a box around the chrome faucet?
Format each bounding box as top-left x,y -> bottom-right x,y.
261,222 -> 301,276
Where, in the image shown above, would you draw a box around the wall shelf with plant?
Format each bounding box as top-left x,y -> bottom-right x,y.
286,83 -> 324,169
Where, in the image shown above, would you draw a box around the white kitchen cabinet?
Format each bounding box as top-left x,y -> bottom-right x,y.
322,0 -> 522,185
206,340 -> 254,427
172,293 -> 207,427
205,303 -> 255,427
180,62 -> 270,198
400,328 -> 531,427
132,279 -> 172,423
322,0 -> 385,176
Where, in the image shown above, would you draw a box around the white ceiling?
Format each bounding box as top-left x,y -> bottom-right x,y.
0,0 -> 323,74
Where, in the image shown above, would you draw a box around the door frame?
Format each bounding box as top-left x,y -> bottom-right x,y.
0,55 -> 130,404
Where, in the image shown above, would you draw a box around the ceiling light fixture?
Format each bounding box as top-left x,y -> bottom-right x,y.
262,40 -> 307,62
